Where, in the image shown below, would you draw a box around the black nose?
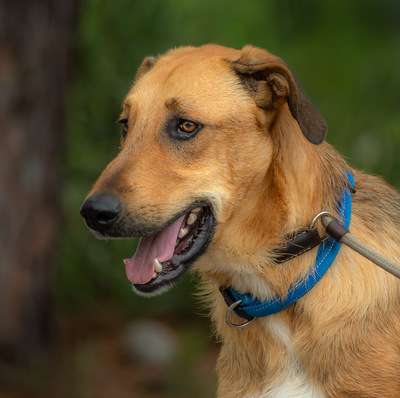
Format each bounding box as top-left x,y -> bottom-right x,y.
80,193 -> 122,233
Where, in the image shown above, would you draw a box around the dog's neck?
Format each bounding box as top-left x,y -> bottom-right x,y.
195,118 -> 351,398
198,117 -> 350,303
201,116 -> 348,275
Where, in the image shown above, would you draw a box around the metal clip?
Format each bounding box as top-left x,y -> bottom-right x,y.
310,211 -> 333,241
225,300 -> 255,329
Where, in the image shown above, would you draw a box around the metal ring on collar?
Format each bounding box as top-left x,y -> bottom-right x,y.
225,300 -> 255,328
310,211 -> 333,241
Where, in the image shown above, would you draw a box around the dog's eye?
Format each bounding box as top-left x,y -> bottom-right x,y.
166,117 -> 203,141
173,119 -> 201,140
119,119 -> 129,139
178,120 -> 198,134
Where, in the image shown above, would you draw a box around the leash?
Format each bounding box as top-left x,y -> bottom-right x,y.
321,214 -> 400,279
221,172 -> 400,328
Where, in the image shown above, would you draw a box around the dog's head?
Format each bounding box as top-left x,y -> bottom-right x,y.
80,45 -> 327,296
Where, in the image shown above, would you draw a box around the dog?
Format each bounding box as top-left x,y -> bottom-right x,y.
80,44 -> 400,397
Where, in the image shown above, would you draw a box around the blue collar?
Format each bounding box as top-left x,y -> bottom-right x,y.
222,172 -> 354,322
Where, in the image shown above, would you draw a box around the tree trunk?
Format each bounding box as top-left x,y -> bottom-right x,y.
0,0 -> 77,374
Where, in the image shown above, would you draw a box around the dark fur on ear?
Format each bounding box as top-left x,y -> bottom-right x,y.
229,49 -> 327,145
134,56 -> 158,82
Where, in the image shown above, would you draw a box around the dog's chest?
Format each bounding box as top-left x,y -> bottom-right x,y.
265,375 -> 325,398
259,316 -> 325,398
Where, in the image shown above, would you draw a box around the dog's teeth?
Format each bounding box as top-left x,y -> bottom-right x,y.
154,259 -> 163,273
152,272 -> 157,279
187,213 -> 197,225
179,228 -> 188,238
192,207 -> 202,213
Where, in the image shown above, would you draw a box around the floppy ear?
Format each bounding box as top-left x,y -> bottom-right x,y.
230,58 -> 327,145
134,56 -> 158,82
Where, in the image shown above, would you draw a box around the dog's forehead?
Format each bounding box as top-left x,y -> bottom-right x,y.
123,46 -> 254,121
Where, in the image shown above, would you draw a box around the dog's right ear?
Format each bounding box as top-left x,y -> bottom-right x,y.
229,49 -> 327,145
134,56 -> 158,82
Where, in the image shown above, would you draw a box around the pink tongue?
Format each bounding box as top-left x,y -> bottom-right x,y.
124,215 -> 185,284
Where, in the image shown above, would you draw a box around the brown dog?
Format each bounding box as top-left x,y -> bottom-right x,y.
80,45 -> 400,397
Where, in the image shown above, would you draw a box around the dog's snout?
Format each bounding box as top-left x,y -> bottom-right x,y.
80,193 -> 122,233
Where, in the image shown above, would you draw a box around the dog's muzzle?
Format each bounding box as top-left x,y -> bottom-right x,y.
80,193 -> 216,296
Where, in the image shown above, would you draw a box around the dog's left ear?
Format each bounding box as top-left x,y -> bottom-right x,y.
230,57 -> 327,145
134,56 -> 158,83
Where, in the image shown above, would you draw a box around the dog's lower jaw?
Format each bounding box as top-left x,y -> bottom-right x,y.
132,281 -> 175,298
130,206 -> 216,296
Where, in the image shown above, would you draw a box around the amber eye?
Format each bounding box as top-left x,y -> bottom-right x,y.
178,120 -> 198,134
167,118 -> 203,141
119,119 -> 128,139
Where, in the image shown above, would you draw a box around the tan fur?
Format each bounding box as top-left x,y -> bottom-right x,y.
86,45 -> 400,397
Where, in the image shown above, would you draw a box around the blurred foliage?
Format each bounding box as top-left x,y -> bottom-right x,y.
58,0 -> 400,319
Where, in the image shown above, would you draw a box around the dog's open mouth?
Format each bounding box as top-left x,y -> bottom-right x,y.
124,206 -> 214,295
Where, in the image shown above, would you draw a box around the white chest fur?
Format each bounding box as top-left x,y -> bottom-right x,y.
259,315 -> 325,398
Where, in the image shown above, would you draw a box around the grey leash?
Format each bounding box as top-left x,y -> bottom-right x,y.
316,212 -> 400,279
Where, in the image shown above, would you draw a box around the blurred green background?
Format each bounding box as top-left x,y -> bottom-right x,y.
2,0 -> 400,397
